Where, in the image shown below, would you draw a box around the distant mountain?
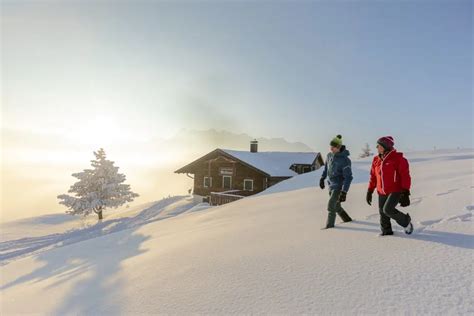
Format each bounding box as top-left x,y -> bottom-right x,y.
162,129 -> 313,156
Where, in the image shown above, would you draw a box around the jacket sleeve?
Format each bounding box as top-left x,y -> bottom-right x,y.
341,157 -> 353,193
321,155 -> 328,179
398,156 -> 411,191
368,157 -> 377,192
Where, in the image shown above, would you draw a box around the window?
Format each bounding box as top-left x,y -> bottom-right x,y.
203,177 -> 212,188
222,175 -> 232,189
244,179 -> 254,191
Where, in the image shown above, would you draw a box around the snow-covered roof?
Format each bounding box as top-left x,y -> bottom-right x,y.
221,149 -> 319,177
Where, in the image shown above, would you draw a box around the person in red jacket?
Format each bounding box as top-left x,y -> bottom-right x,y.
366,136 -> 414,235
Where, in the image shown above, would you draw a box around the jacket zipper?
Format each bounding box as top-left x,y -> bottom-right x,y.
381,163 -> 385,195
380,150 -> 394,195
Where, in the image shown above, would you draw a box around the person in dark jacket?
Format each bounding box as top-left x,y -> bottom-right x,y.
319,135 -> 353,229
367,136 -> 414,236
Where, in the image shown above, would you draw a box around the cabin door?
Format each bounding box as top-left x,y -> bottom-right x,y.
222,175 -> 232,190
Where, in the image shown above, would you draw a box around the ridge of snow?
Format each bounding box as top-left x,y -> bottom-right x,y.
0,196 -> 208,265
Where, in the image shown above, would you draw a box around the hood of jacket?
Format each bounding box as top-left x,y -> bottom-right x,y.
335,145 -> 350,158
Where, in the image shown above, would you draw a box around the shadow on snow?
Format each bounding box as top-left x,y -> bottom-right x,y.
2,226 -> 149,314
0,196 -> 192,264
336,220 -> 474,250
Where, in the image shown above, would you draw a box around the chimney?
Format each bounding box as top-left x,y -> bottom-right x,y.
250,139 -> 258,153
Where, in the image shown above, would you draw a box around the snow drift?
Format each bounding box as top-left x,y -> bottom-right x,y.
1,150 -> 473,314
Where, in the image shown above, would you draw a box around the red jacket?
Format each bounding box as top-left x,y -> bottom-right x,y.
368,149 -> 411,195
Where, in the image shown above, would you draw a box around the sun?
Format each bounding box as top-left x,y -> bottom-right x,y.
71,116 -> 124,147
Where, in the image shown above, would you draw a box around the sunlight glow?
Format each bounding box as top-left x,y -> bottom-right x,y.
68,116 -> 126,147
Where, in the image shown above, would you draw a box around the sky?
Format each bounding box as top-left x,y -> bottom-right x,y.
1,0 -> 473,219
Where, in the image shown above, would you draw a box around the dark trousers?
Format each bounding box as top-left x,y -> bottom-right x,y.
327,190 -> 351,226
378,192 -> 410,232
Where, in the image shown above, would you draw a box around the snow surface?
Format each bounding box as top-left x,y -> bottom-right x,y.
0,197 -> 209,264
1,150 -> 473,314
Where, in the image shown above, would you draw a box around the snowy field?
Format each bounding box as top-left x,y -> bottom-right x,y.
1,149 -> 473,314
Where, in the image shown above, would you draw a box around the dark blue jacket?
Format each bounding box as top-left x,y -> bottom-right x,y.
321,146 -> 353,192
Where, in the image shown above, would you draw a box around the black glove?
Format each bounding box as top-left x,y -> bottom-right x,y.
339,191 -> 347,202
319,178 -> 325,190
366,190 -> 373,206
399,190 -> 410,207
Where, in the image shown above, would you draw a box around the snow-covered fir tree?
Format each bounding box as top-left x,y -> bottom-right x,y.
58,148 -> 139,220
359,143 -> 373,158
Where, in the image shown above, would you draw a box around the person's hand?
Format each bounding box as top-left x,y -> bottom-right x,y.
366,190 -> 373,205
319,178 -> 325,190
339,191 -> 347,202
399,190 -> 410,207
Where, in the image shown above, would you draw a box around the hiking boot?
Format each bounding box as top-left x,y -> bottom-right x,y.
379,231 -> 394,236
321,223 -> 335,230
338,210 -> 353,223
404,213 -> 414,235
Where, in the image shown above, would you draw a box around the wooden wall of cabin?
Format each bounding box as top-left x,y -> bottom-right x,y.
267,176 -> 291,187
316,153 -> 325,169
192,156 -> 268,196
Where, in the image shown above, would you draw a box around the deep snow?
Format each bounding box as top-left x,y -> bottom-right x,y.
1,150 -> 473,314
0,196 -> 209,264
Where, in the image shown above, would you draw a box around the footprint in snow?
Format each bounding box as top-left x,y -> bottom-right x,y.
365,213 -> 379,220
456,213 -> 472,222
444,213 -> 473,223
411,197 -> 423,206
415,218 -> 443,233
436,188 -> 460,196
419,219 -> 443,226
416,208 -> 473,234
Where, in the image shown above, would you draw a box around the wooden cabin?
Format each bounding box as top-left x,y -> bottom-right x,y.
175,141 -> 324,205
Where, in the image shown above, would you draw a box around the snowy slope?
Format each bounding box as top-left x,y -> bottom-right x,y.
1,150 -> 473,314
0,197 -> 209,264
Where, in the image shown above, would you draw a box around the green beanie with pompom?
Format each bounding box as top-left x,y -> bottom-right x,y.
330,134 -> 343,147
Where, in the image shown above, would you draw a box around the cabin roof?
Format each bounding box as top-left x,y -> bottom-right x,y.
222,149 -> 319,177
175,148 -> 321,177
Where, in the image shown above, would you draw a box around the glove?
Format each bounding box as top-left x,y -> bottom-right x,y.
319,178 -> 325,190
399,190 -> 410,207
366,190 -> 373,206
339,191 -> 347,202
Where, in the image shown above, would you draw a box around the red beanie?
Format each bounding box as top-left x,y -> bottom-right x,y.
377,136 -> 394,151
